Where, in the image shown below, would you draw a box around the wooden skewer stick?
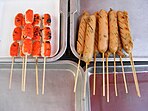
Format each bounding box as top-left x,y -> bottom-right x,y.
74,54 -> 81,93
114,53 -> 118,96
120,56 -> 128,93
35,57 -> 39,95
84,63 -> 88,98
9,57 -> 14,89
93,52 -> 97,95
42,57 -> 46,95
102,53 -> 105,96
23,55 -> 28,92
21,57 -> 25,91
129,53 -> 141,97
106,57 -> 109,102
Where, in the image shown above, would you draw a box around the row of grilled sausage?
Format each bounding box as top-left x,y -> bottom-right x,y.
77,9 -> 133,63
10,9 -> 52,58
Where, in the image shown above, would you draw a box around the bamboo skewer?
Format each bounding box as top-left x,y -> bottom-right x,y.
74,54 -> 81,93
105,51 -> 111,102
129,53 -> 141,97
35,57 -> 39,95
23,55 -> 28,92
84,63 -> 88,98
21,57 -> 25,91
93,12 -> 99,96
106,57 -> 109,102
120,56 -> 128,93
114,53 -> 118,96
9,57 -> 14,89
42,57 -> 46,95
93,53 -> 97,95
102,53 -> 105,96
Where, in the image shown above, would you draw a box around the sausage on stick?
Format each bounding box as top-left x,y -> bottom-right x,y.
117,11 -> 140,97
22,39 -> 32,91
9,42 -> 19,89
32,41 -> 41,95
83,15 -> 96,98
108,9 -> 119,97
41,41 -> 51,95
22,9 -> 34,91
74,11 -> 89,92
98,9 -> 108,96
93,12 -> 99,95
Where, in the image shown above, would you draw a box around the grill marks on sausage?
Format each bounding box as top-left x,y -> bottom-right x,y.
98,10 -> 108,53
79,27 -> 85,42
42,27 -> 51,41
33,14 -> 40,26
33,26 -> 41,41
76,10 -> 133,60
108,10 -> 119,53
77,40 -> 83,48
13,27 -> 22,41
117,30 -> 125,57
77,12 -> 89,55
94,12 -> 99,54
117,11 -> 133,53
83,15 -> 96,63
43,14 -> 51,27
10,42 -> 19,56
94,34 -> 98,51
15,13 -> 24,27
87,18 -> 94,31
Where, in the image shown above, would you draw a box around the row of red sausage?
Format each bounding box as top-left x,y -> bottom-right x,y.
10,9 -> 52,58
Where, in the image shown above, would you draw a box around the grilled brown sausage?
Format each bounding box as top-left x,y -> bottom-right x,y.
83,15 -> 96,63
117,11 -> 133,54
109,9 -> 118,53
77,11 -> 89,55
98,10 -> 108,53
94,12 -> 99,54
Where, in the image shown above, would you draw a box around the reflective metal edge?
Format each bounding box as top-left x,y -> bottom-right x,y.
0,60 -> 85,111
70,0 -> 148,62
70,0 -> 80,61
0,0 -> 67,63
85,64 -> 148,111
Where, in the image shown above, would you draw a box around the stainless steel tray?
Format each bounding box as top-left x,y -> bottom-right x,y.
85,64 -> 148,111
0,60 -> 85,111
0,0 -> 67,62
70,0 -> 148,61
